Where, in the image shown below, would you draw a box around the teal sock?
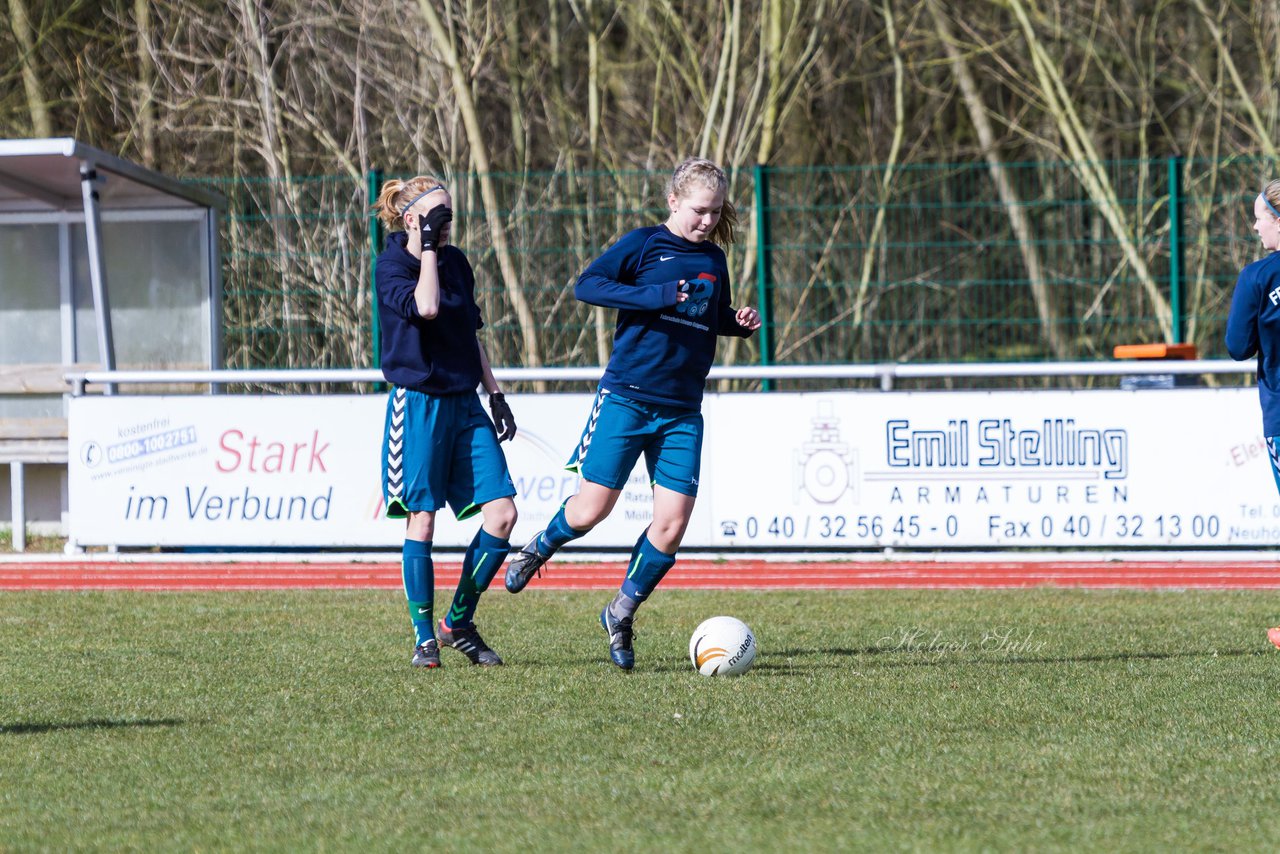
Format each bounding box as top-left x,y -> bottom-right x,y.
619,529 -> 676,603
446,528 -> 510,629
536,502 -> 584,557
402,539 -> 434,646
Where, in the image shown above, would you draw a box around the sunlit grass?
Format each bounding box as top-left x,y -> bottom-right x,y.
2,588 -> 1279,850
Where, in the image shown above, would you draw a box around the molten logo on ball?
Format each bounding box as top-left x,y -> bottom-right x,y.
689,616 -> 757,677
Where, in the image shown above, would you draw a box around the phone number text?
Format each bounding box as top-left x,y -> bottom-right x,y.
106,426 -> 199,464
720,513 -> 1223,542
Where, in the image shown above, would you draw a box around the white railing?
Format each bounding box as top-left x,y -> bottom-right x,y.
69,359 -> 1252,394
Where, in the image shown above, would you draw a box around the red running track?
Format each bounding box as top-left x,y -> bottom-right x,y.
2,559 -> 1280,590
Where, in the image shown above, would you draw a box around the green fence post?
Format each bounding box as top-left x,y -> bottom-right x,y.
753,164 -> 774,390
368,169 -> 383,368
1167,156 -> 1183,344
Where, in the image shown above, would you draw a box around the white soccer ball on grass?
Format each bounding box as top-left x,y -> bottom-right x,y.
689,615 -> 757,677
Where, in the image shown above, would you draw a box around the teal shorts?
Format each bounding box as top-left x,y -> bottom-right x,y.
566,389 -> 703,496
382,387 -> 515,520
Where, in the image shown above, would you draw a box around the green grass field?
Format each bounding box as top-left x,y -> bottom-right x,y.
3,587 -> 1280,850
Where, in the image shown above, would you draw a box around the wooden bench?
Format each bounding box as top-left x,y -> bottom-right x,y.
0,363 -> 87,552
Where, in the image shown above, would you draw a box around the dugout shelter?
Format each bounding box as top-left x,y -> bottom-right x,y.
0,138 -> 226,549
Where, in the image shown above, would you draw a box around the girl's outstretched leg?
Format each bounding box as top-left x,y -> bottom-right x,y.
601,529 -> 677,671
504,482 -> 620,592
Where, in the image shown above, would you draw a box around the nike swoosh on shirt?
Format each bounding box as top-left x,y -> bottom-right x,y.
659,255 -> 675,261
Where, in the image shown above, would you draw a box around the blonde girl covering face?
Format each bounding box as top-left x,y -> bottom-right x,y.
371,175 -> 519,669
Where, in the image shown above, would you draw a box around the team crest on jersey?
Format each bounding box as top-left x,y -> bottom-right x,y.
675,272 -> 716,318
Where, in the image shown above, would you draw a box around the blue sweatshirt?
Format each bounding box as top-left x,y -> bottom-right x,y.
575,225 -> 755,409
1226,250 -> 1280,435
375,231 -> 483,394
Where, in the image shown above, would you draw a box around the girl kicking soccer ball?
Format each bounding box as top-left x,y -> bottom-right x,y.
503,157 -> 761,670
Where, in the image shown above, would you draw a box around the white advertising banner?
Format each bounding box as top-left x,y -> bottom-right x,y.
706,387 -> 1274,548
67,393 -> 704,548
69,387 -> 1277,549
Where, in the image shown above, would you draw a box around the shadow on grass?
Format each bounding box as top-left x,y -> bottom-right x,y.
766,646 -> 1262,667
634,647 -> 1264,676
0,718 -> 185,735
528,644 -> 1265,675
636,659 -> 822,676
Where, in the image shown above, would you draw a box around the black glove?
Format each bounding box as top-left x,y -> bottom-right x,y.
489,392 -> 516,442
419,205 -> 453,252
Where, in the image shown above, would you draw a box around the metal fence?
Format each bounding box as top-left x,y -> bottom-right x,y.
196,158 -> 1275,382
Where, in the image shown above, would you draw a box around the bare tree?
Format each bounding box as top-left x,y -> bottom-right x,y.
927,0 -> 1069,361
3,0 -> 1278,373
416,0 -> 543,371
8,0 -> 53,136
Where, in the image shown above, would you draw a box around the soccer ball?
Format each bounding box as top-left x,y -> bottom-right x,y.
689,616 -> 757,677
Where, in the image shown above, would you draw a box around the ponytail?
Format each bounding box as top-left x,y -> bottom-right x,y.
371,175 -> 448,232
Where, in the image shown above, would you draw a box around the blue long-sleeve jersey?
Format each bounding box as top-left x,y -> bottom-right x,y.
575,225 -> 755,409
1226,250 -> 1280,435
375,231 -> 483,394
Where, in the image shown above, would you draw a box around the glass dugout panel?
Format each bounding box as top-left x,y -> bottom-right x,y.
71,217 -> 211,368
0,223 -> 61,364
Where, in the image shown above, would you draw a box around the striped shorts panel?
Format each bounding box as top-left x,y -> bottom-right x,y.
1268,436 -> 1280,499
565,388 -> 703,496
382,387 -> 515,520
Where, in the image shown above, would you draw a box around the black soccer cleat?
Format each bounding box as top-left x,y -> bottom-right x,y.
411,639 -> 441,668
504,536 -> 551,593
600,606 -> 635,671
438,619 -> 503,666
